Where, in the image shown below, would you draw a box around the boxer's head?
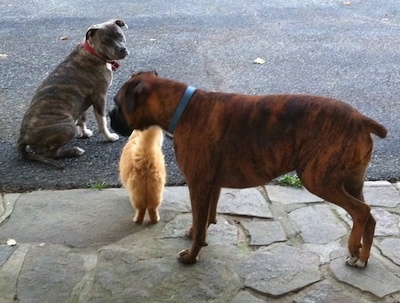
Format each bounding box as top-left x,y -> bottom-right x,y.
109,71 -> 158,136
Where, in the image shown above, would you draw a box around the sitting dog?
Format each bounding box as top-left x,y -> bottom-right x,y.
109,71 -> 387,267
119,126 -> 166,224
17,19 -> 129,169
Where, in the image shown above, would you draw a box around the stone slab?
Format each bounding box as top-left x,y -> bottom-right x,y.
218,188 -> 272,218
236,245 -> 321,296
207,216 -> 238,245
303,242 -> 343,264
241,220 -> 287,246
363,181 -> 400,207
17,244 -> 85,303
92,246 -> 242,303
0,195 -> 4,217
0,189 -> 137,247
160,186 -> 191,212
231,291 -> 267,303
372,209 -> 399,236
265,185 -> 324,204
294,283 -> 365,303
0,244 -> 30,303
376,238 -> 400,266
0,244 -> 17,266
0,193 -> 21,224
330,256 -> 400,298
161,186 -> 273,218
288,205 -> 348,244
160,213 -> 238,245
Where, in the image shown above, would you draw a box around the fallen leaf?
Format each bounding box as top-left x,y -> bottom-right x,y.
0,54 -> 8,59
343,0 -> 351,5
7,239 -> 17,246
60,36 -> 69,40
253,57 -> 266,65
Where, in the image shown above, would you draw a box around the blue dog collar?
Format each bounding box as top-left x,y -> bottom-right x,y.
167,86 -> 196,135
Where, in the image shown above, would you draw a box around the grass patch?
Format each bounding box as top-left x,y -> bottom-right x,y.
88,181 -> 107,190
278,174 -> 302,188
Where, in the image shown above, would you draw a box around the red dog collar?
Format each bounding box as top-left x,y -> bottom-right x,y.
81,42 -> 120,71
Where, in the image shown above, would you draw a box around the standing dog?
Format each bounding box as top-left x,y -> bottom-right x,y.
119,126 -> 166,224
17,19 -> 129,169
109,71 -> 387,267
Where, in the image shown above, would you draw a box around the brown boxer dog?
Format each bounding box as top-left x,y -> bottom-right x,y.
109,71 -> 387,267
17,19 -> 128,169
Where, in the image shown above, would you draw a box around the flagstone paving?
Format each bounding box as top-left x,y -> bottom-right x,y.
0,183 -> 399,302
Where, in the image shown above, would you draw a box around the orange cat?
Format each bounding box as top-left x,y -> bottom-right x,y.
119,126 -> 166,224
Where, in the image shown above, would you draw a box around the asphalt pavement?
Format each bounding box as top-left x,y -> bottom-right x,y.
1,0 -> 399,192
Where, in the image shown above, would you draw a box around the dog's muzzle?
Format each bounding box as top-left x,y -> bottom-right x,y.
109,105 -> 133,137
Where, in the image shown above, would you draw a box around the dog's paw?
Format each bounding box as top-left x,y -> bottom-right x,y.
82,128 -> 93,138
74,147 -> 85,156
76,126 -> 93,138
178,249 -> 198,264
346,256 -> 367,268
105,132 -> 119,142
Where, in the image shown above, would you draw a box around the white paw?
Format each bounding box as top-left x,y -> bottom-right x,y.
105,132 -> 119,142
355,260 -> 367,267
75,147 -> 85,156
82,128 -> 93,138
77,126 -> 93,138
346,256 -> 366,268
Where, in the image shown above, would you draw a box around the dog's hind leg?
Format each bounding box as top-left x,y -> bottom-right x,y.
179,184 -> 221,264
298,168 -> 372,267
54,146 -> 85,158
357,213 -> 376,267
343,170 -> 376,267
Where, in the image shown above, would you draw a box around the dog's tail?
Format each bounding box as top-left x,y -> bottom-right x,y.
17,140 -> 65,169
364,117 -> 387,138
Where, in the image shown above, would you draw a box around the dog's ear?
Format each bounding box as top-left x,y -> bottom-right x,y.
86,28 -> 98,40
125,80 -> 150,113
86,22 -> 103,40
111,19 -> 128,29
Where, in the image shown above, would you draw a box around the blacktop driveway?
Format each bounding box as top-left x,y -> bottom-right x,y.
1,0 -> 400,191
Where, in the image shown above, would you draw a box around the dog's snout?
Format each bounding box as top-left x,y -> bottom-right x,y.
109,106 -> 133,137
119,47 -> 129,58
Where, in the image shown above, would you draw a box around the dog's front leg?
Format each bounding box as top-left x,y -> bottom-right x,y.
179,185 -> 221,264
94,110 -> 119,141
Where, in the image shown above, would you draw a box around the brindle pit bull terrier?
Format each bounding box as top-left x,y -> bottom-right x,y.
109,71 -> 387,268
17,19 -> 128,169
